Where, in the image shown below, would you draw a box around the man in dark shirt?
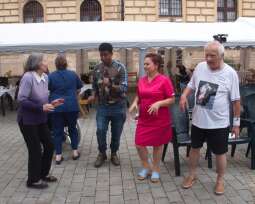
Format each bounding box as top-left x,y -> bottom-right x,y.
89,43 -> 128,168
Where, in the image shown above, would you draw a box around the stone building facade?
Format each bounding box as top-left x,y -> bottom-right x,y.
0,0 -> 255,23
0,0 -> 254,78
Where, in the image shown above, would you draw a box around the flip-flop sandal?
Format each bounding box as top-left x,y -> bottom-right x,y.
137,168 -> 151,180
150,171 -> 160,183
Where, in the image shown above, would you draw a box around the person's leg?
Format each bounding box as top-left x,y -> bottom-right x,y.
136,145 -> 152,180
96,110 -> 110,154
182,125 -> 205,188
19,123 -> 43,184
109,108 -> 126,166
215,154 -> 227,182
207,127 -> 228,194
95,107 -> 110,167
150,145 -> 164,182
152,145 -> 163,173
65,112 -> 79,157
51,112 -> 64,161
188,147 -> 201,178
110,112 -> 126,154
136,145 -> 150,169
38,123 -> 55,179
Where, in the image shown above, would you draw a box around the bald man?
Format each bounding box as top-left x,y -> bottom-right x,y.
179,41 -> 241,195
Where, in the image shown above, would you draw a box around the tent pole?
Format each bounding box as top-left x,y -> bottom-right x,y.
138,48 -> 146,78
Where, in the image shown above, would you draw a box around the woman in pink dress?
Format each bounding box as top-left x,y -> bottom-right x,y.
129,53 -> 175,183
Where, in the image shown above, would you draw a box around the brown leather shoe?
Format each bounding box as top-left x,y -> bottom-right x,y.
182,176 -> 196,189
111,153 -> 120,166
94,153 -> 107,168
215,181 -> 224,195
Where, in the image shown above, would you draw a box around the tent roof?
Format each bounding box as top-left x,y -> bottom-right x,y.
0,18 -> 255,52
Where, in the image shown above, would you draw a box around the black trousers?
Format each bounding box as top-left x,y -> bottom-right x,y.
19,122 -> 54,184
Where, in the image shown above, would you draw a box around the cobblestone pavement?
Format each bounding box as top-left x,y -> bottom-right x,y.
0,109 -> 255,204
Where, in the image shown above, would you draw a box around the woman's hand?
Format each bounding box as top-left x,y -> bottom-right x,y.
51,98 -> 64,107
43,104 -> 55,112
128,102 -> 138,114
148,101 -> 161,115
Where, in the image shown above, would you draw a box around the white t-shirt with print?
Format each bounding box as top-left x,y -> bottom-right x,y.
187,61 -> 240,129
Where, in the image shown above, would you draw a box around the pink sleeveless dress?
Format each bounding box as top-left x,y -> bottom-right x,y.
135,74 -> 174,146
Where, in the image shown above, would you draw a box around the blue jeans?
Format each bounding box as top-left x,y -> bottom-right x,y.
96,102 -> 126,153
51,111 -> 79,154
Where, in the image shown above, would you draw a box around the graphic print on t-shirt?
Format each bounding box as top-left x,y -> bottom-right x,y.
196,80 -> 219,109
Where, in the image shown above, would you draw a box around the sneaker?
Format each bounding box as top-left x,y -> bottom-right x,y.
215,181 -> 224,195
111,152 -> 120,166
182,176 -> 196,189
94,152 -> 107,168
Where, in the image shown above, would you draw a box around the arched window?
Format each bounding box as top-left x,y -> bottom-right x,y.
159,0 -> 182,16
217,0 -> 237,22
80,0 -> 102,21
23,1 -> 44,23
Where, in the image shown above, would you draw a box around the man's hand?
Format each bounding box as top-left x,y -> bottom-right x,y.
43,104 -> 55,112
179,95 -> 187,112
231,126 -> 240,138
103,77 -> 110,86
87,96 -> 95,103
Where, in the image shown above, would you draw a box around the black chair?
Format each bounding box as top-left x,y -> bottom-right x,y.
230,85 -> 255,157
161,99 -> 212,176
207,93 -> 255,169
0,77 -> 8,87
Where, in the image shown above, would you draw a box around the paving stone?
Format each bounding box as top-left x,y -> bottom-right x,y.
151,187 -> 167,198
80,196 -> 95,204
110,195 -> 124,204
154,197 -> 170,204
136,183 -> 151,194
95,190 -> 109,203
138,193 -> 154,204
83,186 -> 96,197
123,189 -> 138,201
110,185 -> 123,196
238,189 -> 254,202
166,190 -> 183,202
192,187 -> 211,200
0,111 -> 255,204
124,200 -> 139,204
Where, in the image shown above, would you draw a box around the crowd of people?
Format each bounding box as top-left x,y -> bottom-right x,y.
17,41 -> 240,196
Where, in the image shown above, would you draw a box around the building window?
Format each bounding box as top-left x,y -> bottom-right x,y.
217,0 -> 237,22
23,1 -> 44,23
159,0 -> 182,16
80,0 -> 102,21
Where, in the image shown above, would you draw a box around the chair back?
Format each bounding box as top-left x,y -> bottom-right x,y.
240,84 -> 255,103
243,93 -> 255,138
170,98 -> 189,135
0,77 -> 8,87
244,93 -> 255,121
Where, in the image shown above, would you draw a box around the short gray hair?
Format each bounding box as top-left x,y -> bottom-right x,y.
204,41 -> 225,57
24,53 -> 44,72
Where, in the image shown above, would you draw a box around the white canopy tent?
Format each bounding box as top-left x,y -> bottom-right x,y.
0,18 -> 255,76
0,18 -> 255,52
